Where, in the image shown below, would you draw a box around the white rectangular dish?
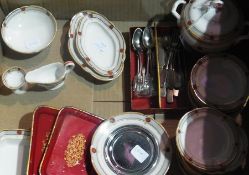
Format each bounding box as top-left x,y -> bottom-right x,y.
0,130 -> 30,175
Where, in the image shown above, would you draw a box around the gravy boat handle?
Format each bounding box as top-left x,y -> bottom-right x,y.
64,61 -> 75,74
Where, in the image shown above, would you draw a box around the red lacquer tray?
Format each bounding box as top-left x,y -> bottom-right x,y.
27,106 -> 59,175
40,107 -> 103,175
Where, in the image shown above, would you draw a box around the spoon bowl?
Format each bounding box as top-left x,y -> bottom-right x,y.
142,27 -> 154,49
132,28 -> 143,52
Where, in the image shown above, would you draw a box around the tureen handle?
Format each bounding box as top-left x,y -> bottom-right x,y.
235,22 -> 249,44
64,61 -> 75,75
171,0 -> 186,20
208,0 -> 224,9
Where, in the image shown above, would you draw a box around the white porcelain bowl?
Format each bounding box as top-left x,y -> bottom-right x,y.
1,5 -> 57,54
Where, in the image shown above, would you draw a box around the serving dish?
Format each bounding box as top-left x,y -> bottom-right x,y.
27,106 -> 59,175
25,61 -> 75,90
1,5 -> 57,54
91,112 -> 172,175
68,12 -> 102,79
0,130 -> 30,175
76,11 -> 126,77
68,10 -> 126,81
67,12 -> 124,81
40,107 -> 103,175
68,10 -> 125,81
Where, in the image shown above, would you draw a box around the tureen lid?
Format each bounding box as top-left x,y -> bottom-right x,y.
185,0 -> 240,38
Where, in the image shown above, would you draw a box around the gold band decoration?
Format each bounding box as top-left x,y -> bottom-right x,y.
41,132 -> 51,153
64,133 -> 86,167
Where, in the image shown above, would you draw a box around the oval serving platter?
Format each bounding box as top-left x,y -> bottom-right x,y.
76,11 -> 126,77
68,37 -> 124,81
91,113 -> 172,175
68,11 -> 125,81
0,130 -> 30,175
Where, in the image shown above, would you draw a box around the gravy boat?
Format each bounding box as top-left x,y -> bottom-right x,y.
25,61 -> 75,90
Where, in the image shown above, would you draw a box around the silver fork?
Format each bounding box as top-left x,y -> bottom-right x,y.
165,31 -> 180,103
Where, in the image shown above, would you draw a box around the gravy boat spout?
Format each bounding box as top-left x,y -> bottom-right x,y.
25,61 -> 75,90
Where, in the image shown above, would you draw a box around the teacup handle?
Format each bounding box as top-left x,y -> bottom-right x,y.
235,22 -> 249,44
64,61 -> 75,74
171,0 -> 187,20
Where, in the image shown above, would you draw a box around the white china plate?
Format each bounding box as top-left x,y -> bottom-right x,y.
0,130 -> 30,175
1,5 -> 57,54
76,11 -> 126,76
68,11 -> 124,81
176,108 -> 237,169
91,113 -> 172,175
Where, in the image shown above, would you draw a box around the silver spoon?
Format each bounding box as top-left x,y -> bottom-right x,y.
132,28 -> 143,95
142,26 -> 154,96
142,26 -> 154,77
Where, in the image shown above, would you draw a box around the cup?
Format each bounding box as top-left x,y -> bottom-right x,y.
2,67 -> 28,94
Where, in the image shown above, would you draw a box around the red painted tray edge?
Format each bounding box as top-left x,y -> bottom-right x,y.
27,105 -> 59,175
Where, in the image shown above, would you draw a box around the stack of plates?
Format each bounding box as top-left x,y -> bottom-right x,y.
189,54 -> 249,113
176,107 -> 248,175
68,10 -> 126,81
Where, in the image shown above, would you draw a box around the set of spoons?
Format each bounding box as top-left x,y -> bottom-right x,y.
132,27 -> 155,97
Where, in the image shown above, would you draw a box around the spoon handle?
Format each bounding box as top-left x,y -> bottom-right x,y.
146,49 -> 151,77
137,51 -> 143,75
136,52 -> 140,75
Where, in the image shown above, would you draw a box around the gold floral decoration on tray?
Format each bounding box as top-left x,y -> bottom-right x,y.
64,133 -> 86,167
